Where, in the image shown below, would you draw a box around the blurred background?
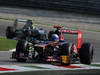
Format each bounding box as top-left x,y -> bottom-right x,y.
0,0 -> 100,15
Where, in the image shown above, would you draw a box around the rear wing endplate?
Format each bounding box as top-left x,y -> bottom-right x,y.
60,29 -> 82,49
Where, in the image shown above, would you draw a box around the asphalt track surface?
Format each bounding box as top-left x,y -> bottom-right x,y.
0,6 -> 100,75
0,70 -> 100,75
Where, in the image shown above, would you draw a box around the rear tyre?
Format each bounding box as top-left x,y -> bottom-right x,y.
79,43 -> 94,64
6,26 -> 14,39
60,43 -> 73,66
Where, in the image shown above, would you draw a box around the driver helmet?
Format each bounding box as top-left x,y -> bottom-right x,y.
27,20 -> 36,29
51,34 -> 59,41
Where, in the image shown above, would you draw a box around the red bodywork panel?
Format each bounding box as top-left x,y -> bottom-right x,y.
60,29 -> 82,49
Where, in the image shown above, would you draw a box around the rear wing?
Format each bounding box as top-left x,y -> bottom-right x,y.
60,29 -> 82,49
14,19 -> 33,29
53,25 -> 82,49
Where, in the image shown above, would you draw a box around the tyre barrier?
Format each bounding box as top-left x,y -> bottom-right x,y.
0,0 -> 100,14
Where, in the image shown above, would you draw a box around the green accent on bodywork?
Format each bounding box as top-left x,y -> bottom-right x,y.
0,38 -> 17,51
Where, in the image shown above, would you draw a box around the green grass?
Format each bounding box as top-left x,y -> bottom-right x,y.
0,38 -> 17,51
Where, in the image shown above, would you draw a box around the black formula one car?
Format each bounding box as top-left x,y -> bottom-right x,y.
6,19 -> 94,65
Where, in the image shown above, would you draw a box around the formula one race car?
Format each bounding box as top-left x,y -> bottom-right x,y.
6,20 -> 94,65
6,19 -> 47,41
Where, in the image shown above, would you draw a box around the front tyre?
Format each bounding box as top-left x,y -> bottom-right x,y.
16,40 -> 29,62
6,26 -> 14,39
79,43 -> 94,64
60,43 -> 73,66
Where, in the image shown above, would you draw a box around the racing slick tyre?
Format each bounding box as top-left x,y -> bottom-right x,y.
60,43 -> 73,66
79,43 -> 94,64
6,26 -> 14,39
16,40 -> 28,62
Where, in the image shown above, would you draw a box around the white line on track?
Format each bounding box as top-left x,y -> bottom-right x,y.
9,48 -> 16,52
0,64 -> 100,73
